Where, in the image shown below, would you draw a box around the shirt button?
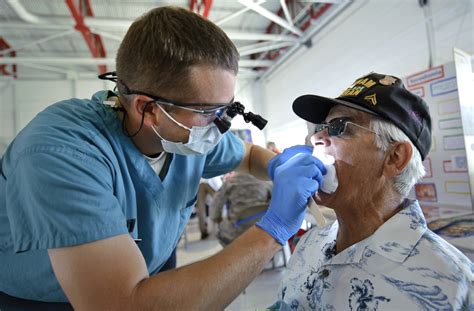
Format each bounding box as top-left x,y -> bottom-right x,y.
320,269 -> 330,278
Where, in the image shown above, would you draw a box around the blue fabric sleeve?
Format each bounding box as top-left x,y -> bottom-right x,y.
202,131 -> 244,178
5,145 -> 128,252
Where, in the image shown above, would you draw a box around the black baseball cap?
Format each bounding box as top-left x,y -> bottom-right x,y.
293,72 -> 432,160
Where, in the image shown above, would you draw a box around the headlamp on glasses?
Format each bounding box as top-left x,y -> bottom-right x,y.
213,102 -> 267,134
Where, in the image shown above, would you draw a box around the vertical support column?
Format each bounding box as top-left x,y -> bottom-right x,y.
189,0 -> 213,18
454,48 -> 474,211
0,37 -> 17,79
65,0 -> 107,73
202,0 -> 213,18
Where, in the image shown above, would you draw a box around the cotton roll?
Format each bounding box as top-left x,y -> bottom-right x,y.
312,150 -> 338,194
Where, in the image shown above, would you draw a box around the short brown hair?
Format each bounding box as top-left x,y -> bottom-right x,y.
116,6 -> 239,98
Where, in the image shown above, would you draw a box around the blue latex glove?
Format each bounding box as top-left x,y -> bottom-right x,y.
267,145 -> 313,180
257,153 -> 327,245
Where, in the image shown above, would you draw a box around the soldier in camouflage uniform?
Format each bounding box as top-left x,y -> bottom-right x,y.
210,172 -> 272,246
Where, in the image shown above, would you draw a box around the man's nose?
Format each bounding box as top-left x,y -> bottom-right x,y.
310,130 -> 331,147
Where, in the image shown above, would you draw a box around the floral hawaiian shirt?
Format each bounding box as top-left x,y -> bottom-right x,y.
272,199 -> 473,310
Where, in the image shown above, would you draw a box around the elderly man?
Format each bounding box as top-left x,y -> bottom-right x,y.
273,73 -> 473,310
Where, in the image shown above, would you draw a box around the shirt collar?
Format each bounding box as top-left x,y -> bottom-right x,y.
365,199 -> 427,263
323,199 -> 427,265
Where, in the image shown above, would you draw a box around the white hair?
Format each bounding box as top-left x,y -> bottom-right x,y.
370,118 -> 426,197
306,122 -> 316,146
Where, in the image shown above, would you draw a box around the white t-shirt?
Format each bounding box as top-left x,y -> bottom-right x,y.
144,152 -> 167,176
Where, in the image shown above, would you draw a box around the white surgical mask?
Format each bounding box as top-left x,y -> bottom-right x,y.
151,104 -> 224,156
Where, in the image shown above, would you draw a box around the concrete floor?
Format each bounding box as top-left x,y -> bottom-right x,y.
176,217 -> 285,311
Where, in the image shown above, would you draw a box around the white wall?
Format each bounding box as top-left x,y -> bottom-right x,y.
0,75 -> 263,152
0,80 -> 15,154
0,78 -> 114,152
234,78 -> 267,147
260,0 -> 474,149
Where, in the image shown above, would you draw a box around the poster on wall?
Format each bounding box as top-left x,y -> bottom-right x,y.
415,183 -> 438,202
405,63 -> 471,210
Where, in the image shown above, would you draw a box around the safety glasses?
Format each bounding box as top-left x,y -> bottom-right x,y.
138,90 -> 231,116
98,71 -> 231,116
127,89 -> 231,117
314,117 -> 376,137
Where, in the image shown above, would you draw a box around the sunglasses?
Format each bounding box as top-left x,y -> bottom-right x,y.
314,117 -> 376,137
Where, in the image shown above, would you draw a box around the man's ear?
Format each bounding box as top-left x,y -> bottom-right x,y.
131,96 -> 157,126
383,141 -> 413,177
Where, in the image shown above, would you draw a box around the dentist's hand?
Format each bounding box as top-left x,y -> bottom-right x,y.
257,153 -> 326,245
267,145 -> 313,180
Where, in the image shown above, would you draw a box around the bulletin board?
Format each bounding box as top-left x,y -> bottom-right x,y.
404,62 -> 471,210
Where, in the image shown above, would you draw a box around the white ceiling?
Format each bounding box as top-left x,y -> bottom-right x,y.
0,0 -> 352,80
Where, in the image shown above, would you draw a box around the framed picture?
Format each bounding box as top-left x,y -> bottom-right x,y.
415,183 -> 438,202
422,157 -> 432,178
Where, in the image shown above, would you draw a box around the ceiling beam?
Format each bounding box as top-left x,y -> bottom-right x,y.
238,41 -> 294,56
0,22 -> 298,43
225,31 -> 299,42
6,0 -> 44,24
239,59 -> 273,67
0,29 -> 75,56
238,0 -> 303,36
215,0 -> 265,26
280,0 -> 293,26
20,62 -> 72,75
0,22 -> 72,30
89,29 -> 123,41
261,1 -> 352,80
0,57 -> 116,66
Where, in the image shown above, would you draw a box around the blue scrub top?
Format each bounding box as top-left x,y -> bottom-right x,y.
0,91 -> 244,302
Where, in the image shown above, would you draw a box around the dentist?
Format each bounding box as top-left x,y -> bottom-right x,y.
0,6 -> 325,310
